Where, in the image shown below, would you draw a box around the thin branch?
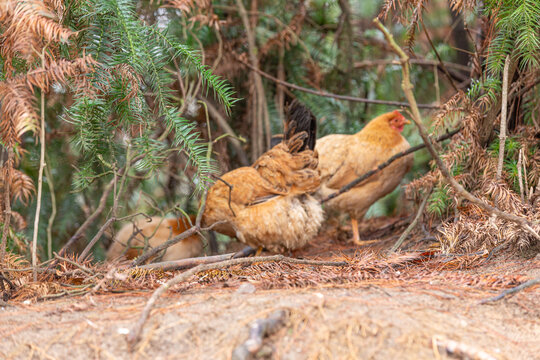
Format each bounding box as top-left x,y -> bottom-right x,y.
373,19 -> 540,242
31,88 -> 46,281
44,154 -> 57,260
496,55 -> 510,181
79,212 -> 152,262
235,0 -> 269,158
237,58 -> 442,110
1,147 -> 13,266
137,252 -> 237,271
479,278 -> 540,304
58,180 -> 115,257
78,217 -> 116,261
129,220 -> 226,267
201,97 -> 249,166
353,58 -> 471,73
321,128 -> 461,203
420,18 -> 459,93
57,154 -> 145,257
127,255 -> 347,348
211,174 -> 236,217
53,252 -> 94,276
232,310 -> 288,360
390,188 -> 432,253
517,149 -> 524,201
433,336 -> 497,360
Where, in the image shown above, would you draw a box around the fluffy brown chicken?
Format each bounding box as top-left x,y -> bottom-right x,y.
316,110 -> 413,245
106,215 -> 203,262
202,100 -> 323,253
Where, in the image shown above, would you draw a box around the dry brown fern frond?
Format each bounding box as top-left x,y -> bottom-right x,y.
166,0 -> 210,14
449,0 -> 478,13
109,64 -> 141,101
404,0 -> 426,52
44,0 -> 65,20
0,55 -> 97,147
379,0 -> 398,20
165,0 -> 221,29
9,169 -> 35,204
259,1 -> 306,57
407,90 -> 539,253
0,82 -> 39,146
0,0 -> 73,67
377,0 -> 428,52
24,55 -> 98,93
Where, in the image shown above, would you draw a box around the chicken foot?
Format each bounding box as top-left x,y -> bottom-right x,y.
351,218 -> 379,246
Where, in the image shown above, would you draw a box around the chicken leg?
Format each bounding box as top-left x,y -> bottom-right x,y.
351,217 -> 378,246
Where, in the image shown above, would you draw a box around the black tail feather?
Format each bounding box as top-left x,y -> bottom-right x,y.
284,99 -> 317,151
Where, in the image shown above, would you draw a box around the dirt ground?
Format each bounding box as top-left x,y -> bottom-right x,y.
1,221 -> 539,360
1,261 -> 539,359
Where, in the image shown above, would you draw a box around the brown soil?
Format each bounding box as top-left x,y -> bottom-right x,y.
1,222 -> 539,360
1,279 -> 538,360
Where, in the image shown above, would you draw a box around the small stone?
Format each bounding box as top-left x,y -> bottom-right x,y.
236,283 -> 256,294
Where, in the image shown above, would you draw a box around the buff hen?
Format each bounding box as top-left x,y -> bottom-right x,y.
106,215 -> 203,262
202,100 -> 323,252
316,110 -> 413,245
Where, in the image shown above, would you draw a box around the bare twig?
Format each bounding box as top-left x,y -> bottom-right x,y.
211,174 -> 236,216
0,273 -> 16,301
517,149 -> 524,201
79,217 -> 116,262
433,336 -> 496,360
137,252 -> 238,271
31,88 -> 46,281
57,154 -> 145,258
79,212 -> 152,262
232,309 -> 288,360
238,58 -> 442,110
44,155 -> 57,260
420,18 -> 459,93
479,277 -> 539,304
1,147 -> 13,266
353,58 -> 471,73
390,188 -> 432,253
53,252 -> 94,276
496,55 -> 511,180
127,255 -> 347,348
129,220 -> 226,267
321,128 -> 460,203
235,0 -> 270,158
373,18 -> 540,242
58,180 -> 115,257
201,98 -> 249,166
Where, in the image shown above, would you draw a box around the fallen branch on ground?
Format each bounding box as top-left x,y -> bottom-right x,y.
53,252 -> 94,276
232,309 -> 288,360
79,212 -> 152,262
137,252 -> 237,271
129,220 -> 227,267
0,273 -> 16,301
479,277 -> 539,304
57,154 -> 145,259
373,18 -> 540,242
237,58 -> 442,110
322,128 -> 460,203
127,255 -> 347,348
433,336 -> 496,360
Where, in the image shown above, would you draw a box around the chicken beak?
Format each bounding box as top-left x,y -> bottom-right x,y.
403,118 -> 411,126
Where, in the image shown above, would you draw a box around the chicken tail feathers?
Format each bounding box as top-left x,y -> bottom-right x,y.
284,99 -> 317,151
